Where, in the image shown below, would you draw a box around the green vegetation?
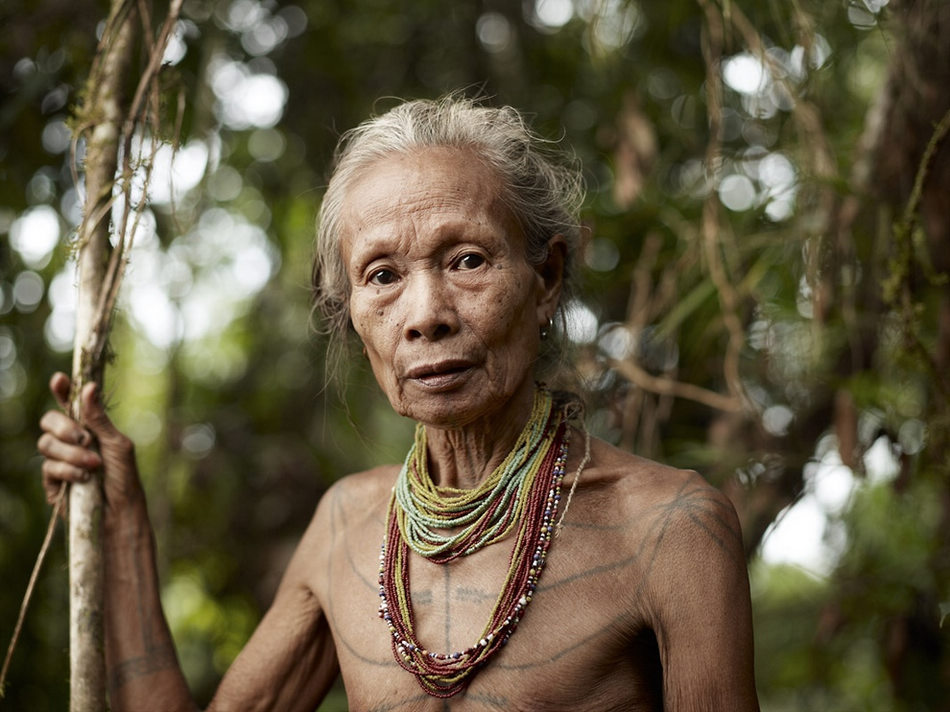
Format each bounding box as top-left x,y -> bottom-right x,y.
1,0 -> 947,709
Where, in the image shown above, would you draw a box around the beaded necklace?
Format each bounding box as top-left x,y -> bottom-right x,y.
377,388 -> 571,697
393,389 -> 559,562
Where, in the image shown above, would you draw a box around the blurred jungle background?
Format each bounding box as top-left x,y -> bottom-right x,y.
2,0 -> 948,709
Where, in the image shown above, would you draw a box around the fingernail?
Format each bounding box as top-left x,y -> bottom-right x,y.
78,431 -> 91,446
80,470 -> 91,482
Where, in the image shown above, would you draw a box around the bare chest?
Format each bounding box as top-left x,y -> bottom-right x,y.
314,491 -> 662,712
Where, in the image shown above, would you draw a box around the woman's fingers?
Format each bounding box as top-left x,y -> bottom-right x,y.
40,459 -> 88,503
36,419 -> 103,499
49,371 -> 72,411
42,379 -> 133,462
46,376 -> 122,443
77,382 -> 136,465
37,429 -> 102,505
37,428 -> 103,470
37,384 -> 105,502
39,408 -> 92,448
40,376 -> 143,511
78,382 -> 121,442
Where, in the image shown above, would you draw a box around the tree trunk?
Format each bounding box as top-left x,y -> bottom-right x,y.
69,0 -> 137,708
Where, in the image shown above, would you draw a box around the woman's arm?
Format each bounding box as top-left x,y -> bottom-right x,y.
38,373 -> 339,711
208,500 -> 340,711
646,476 -> 760,712
103,501 -> 198,709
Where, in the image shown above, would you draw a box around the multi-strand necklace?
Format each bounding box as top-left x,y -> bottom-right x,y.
377,387 -> 570,697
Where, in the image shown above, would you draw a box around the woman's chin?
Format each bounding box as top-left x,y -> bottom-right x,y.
390,380 -> 533,432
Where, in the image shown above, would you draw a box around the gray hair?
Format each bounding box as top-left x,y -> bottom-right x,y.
312,95 -> 585,375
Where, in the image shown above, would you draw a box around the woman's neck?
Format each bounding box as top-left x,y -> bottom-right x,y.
423,382 -> 539,490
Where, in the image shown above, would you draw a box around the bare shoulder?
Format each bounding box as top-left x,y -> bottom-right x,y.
309,464 -> 399,534
569,433 -> 745,575
323,464 -> 400,506
289,465 -> 398,567
573,439 -> 758,709
580,435 -> 734,513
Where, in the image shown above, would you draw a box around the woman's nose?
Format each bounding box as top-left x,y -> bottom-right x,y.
402,272 -> 459,342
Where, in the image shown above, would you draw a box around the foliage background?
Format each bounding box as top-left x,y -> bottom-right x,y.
1,0 -> 948,709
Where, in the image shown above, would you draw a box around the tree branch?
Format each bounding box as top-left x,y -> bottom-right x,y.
608,358 -> 743,413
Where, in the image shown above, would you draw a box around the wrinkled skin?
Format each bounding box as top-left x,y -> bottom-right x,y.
340,146 -> 565,487
37,147 -> 760,711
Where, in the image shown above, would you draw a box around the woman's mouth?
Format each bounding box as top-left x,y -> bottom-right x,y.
406,361 -> 474,390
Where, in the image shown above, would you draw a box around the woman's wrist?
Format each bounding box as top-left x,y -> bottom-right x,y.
103,485 -> 152,546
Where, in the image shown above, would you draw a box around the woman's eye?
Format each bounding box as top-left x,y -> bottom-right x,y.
369,268 -> 398,286
456,253 -> 485,270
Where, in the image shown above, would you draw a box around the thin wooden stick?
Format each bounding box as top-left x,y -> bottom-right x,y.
0,486 -> 68,698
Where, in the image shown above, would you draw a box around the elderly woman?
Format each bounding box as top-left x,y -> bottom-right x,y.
38,96 -> 759,710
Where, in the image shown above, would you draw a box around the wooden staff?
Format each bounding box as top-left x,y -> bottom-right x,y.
68,1 -> 138,707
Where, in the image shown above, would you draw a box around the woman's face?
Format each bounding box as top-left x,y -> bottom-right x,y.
339,146 -> 563,430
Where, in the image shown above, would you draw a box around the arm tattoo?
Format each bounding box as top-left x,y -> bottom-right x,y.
110,643 -> 179,692
109,528 -> 182,693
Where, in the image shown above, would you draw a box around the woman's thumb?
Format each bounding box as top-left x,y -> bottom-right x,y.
79,382 -> 118,438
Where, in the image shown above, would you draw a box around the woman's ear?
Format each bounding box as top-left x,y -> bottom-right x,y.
536,234 -> 567,325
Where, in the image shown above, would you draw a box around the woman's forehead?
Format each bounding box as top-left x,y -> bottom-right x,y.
351,146 -> 503,201
338,147 -> 519,244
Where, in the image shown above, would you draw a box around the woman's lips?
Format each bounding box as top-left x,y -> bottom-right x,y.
405,361 -> 474,390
